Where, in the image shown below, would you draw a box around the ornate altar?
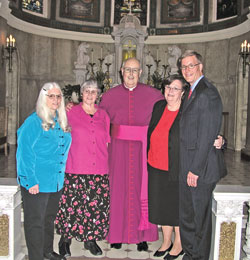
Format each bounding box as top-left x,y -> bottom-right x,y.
111,5 -> 148,85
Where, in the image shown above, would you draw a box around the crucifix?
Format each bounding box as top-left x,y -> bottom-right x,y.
128,0 -> 132,14
123,40 -> 136,59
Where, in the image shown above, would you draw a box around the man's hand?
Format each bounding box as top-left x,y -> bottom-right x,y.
66,102 -> 74,112
213,135 -> 224,149
187,171 -> 199,187
29,184 -> 39,195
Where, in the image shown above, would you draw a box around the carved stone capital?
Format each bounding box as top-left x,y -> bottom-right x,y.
215,200 -> 244,221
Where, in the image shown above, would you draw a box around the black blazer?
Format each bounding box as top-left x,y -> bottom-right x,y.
179,77 -> 227,184
147,99 -> 183,180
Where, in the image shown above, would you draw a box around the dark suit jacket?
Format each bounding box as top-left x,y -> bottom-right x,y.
147,99 -> 183,180
179,77 -> 227,184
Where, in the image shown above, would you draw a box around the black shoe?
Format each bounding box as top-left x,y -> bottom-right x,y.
111,243 -> 122,249
153,242 -> 173,257
137,241 -> 148,252
84,240 -> 102,256
44,251 -> 66,260
164,250 -> 184,260
58,238 -> 71,257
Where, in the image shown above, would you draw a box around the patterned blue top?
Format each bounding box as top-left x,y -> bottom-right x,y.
16,112 -> 72,192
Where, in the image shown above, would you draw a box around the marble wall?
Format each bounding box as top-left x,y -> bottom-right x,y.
0,18 -> 7,106
0,16 -> 249,150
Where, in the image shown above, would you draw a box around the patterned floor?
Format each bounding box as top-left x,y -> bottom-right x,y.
1,145 -> 250,259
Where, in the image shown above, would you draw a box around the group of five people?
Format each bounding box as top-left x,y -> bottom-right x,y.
16,49 -> 226,260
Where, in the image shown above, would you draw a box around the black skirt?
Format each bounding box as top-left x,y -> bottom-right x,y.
148,164 -> 179,226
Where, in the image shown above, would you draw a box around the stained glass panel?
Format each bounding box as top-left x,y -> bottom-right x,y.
22,0 -> 43,14
114,0 -> 147,26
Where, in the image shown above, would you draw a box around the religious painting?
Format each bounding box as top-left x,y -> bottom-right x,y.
217,0 -> 237,20
161,0 -> 200,24
22,0 -> 43,15
22,0 -> 48,17
60,0 -> 100,22
114,0 -> 147,26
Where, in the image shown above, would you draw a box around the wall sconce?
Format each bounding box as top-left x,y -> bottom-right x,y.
239,40 -> 250,78
1,34 -> 16,72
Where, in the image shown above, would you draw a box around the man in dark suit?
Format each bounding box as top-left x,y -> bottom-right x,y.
178,50 -> 226,260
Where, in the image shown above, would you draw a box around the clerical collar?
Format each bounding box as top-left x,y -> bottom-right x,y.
124,84 -> 137,91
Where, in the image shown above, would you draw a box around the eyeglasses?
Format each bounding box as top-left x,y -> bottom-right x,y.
123,67 -> 141,74
180,63 -> 200,70
165,85 -> 182,92
46,94 -> 62,100
83,89 -> 98,95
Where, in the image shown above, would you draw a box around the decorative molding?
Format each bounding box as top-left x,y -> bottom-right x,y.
0,178 -> 25,260
147,14 -> 250,44
219,222 -> 236,260
211,185 -> 250,260
0,178 -> 20,213
0,214 -> 9,256
0,193 -> 14,214
215,200 -> 244,222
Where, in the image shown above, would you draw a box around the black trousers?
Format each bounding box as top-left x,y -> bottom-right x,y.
179,181 -> 216,260
21,186 -> 62,260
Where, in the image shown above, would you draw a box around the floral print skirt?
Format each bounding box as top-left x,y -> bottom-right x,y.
55,173 -> 110,242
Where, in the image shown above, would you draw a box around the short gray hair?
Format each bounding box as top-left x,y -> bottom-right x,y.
80,80 -> 101,95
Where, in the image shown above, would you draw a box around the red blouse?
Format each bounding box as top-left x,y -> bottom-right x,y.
148,106 -> 179,171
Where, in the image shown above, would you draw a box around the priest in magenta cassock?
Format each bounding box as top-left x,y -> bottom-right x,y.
100,58 -> 163,251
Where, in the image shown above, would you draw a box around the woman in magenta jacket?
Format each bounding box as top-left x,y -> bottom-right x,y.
55,80 -> 110,257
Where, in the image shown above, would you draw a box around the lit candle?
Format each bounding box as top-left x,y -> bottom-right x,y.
6,37 -> 9,47
164,51 -> 167,65
244,40 -> 247,52
157,48 -> 159,61
101,47 -> 103,59
248,43 -> 250,53
9,35 -> 13,47
91,49 -> 93,63
13,38 -> 15,47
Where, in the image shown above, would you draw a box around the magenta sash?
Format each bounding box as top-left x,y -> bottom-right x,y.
111,124 -> 153,230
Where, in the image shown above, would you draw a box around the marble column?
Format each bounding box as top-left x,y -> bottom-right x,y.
211,185 -> 250,260
5,52 -> 18,145
243,201 -> 250,259
0,178 -> 25,260
241,69 -> 250,160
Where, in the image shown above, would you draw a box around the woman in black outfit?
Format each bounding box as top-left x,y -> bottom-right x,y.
147,75 -> 188,260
